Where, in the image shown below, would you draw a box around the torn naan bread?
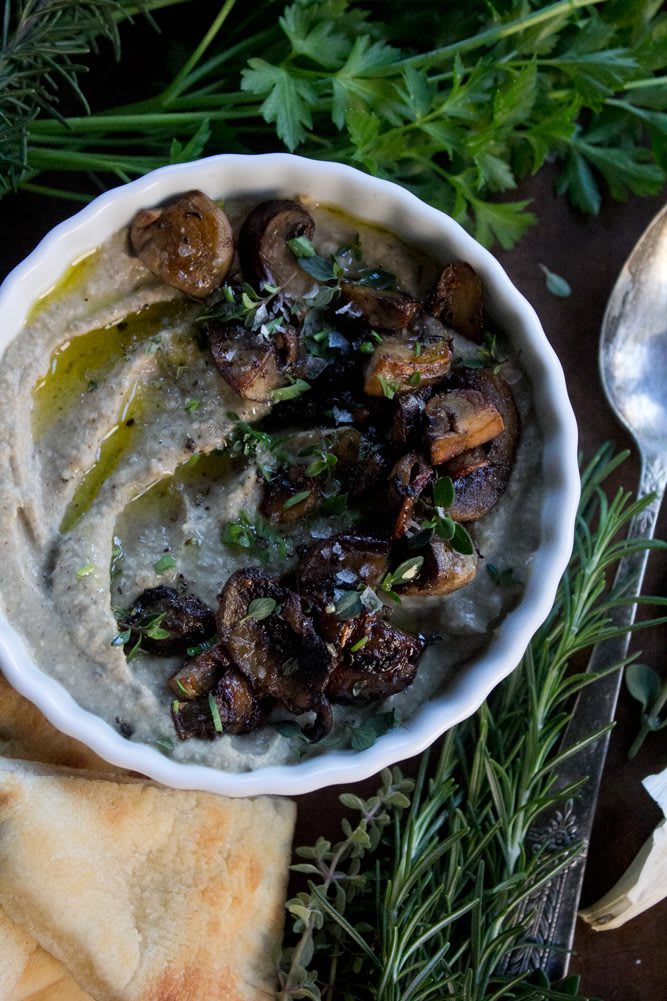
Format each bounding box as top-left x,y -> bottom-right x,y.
0,760 -> 295,1001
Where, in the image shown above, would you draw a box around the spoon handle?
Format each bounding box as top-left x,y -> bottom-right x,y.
500,455 -> 666,982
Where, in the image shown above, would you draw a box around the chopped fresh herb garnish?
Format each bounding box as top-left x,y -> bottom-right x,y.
208,692 -> 223,733
355,268 -> 395,289
305,449 -> 337,477
283,489 -> 312,510
186,634 -> 219,658
154,737 -> 174,755
221,510 -> 292,562
539,264 -> 572,298
350,710 -> 397,750
450,522 -> 475,556
75,563 -> 95,577
184,398 -> 201,413
275,720 -> 310,742
486,563 -> 518,587
270,378 -> 311,402
433,476 -> 455,510
154,554 -> 177,574
414,342 -> 423,357
407,371 -> 421,386
298,253 -> 343,283
110,537 -> 123,578
322,493 -> 348,515
378,375 -> 399,400
111,628 -> 131,647
288,235 -> 317,258
350,635 -> 369,652
240,596 -> 278,623
462,332 -> 506,374
359,341 -> 376,354
381,557 -> 424,600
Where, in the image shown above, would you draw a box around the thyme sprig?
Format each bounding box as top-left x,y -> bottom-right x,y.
279,445 -> 667,1001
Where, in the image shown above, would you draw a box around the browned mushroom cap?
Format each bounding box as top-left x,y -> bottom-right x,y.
339,283 -> 421,330
424,389 -> 505,465
209,319 -> 283,401
126,585 -> 216,656
295,533 -> 390,604
326,612 -> 425,703
388,453 -> 433,539
364,332 -> 453,397
399,539 -> 478,596
328,428 -> 389,498
445,370 -> 520,522
427,262 -> 484,342
216,568 -> 333,717
238,199 -> 315,295
171,667 -> 260,740
390,388 -> 432,451
168,643 -> 229,700
129,190 -> 234,299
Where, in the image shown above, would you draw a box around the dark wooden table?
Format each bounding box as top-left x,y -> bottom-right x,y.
1,170 -> 665,1000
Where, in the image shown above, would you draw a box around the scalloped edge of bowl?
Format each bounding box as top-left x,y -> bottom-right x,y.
0,153 -> 579,796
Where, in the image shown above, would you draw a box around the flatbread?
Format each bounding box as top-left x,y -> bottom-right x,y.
0,909 -> 91,1001
0,674 -> 117,772
0,759 -> 296,1001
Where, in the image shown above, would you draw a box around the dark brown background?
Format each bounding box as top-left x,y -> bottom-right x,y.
1,169 -> 665,998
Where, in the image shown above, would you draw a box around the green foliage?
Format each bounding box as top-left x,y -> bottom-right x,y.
278,445 -> 667,1000
7,0 -> 667,249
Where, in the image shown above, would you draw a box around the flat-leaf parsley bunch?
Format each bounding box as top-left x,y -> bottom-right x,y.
4,0 -> 666,248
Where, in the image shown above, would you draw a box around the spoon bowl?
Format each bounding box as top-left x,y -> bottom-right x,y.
600,202 -> 667,457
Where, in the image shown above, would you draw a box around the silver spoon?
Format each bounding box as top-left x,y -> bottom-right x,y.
502,202 -> 667,980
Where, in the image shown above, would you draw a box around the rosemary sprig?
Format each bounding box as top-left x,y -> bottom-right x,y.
279,445 -> 667,1001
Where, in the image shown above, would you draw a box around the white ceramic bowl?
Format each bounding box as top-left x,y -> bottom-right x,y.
0,154 -> 579,796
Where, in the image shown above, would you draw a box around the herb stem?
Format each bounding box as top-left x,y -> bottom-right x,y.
161,0 -> 238,103
382,0 -> 606,73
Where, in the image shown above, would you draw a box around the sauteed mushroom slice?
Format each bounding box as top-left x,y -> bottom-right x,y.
446,370 -> 520,521
391,388 -> 432,450
328,428 -> 389,497
427,262 -> 484,342
168,643 -> 229,699
295,533 -> 390,604
238,199 -> 315,295
339,283 -> 421,330
171,667 -> 260,740
424,389 -> 505,465
261,466 -> 323,523
388,453 -> 433,539
130,190 -> 234,299
216,568 -> 333,717
443,447 -> 489,479
326,612 -> 425,702
397,539 -> 478,596
364,332 -> 453,397
126,585 -> 216,656
209,320 -> 282,401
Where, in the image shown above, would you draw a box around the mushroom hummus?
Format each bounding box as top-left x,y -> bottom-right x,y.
0,192 -> 543,770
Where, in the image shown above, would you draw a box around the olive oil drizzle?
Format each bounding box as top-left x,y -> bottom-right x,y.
26,248 -> 99,325
59,382 -> 143,534
32,300 -> 185,441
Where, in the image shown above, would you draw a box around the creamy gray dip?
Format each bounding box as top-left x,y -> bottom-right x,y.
0,199 -> 542,770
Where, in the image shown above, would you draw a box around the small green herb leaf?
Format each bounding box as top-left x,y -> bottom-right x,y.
350,635 -> 369,652
350,710 -> 397,750
334,590 -> 364,620
241,597 -> 278,623
75,563 -> 95,577
154,554 -> 176,574
539,264 -> 572,297
283,489 -> 312,510
270,379 -> 311,402
208,692 -> 223,733
450,522 -> 475,555
626,663 -> 661,711
433,476 -> 455,510
288,235 -> 317,258
378,375 -> 399,400
111,629 -> 131,647
184,398 -> 201,413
